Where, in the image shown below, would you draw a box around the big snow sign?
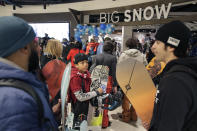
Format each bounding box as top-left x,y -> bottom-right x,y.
100,3 -> 172,23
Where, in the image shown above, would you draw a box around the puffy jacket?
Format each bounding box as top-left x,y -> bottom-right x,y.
0,60 -> 58,131
85,42 -> 99,55
68,67 -> 91,103
118,49 -> 147,65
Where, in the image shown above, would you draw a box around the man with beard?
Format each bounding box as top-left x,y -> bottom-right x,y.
0,16 -> 58,130
148,21 -> 197,131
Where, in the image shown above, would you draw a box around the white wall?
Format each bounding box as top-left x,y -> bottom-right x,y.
0,6 -> 12,16
0,0 -> 155,16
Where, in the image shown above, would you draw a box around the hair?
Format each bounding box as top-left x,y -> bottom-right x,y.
103,40 -> 114,54
72,41 -> 83,49
74,53 -> 88,64
44,39 -> 63,59
164,43 -> 189,58
62,38 -> 68,42
125,38 -> 139,49
104,37 -> 111,41
69,36 -> 75,42
90,38 -> 95,43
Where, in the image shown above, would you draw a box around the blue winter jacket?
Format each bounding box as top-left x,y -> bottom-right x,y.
0,61 -> 58,131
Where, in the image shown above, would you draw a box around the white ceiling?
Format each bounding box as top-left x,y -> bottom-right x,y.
0,0 -> 196,31
0,0 -> 156,14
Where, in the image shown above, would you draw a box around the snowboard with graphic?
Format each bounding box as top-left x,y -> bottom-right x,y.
88,65 -> 109,128
116,58 -> 156,127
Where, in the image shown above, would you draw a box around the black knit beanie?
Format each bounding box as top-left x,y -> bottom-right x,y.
155,20 -> 191,49
74,53 -> 88,64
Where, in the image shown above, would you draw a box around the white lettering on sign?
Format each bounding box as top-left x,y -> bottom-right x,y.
124,10 -> 131,22
133,8 -> 142,21
143,6 -> 154,21
99,3 -> 172,23
111,11 -> 119,23
100,12 -> 107,23
155,3 -> 172,19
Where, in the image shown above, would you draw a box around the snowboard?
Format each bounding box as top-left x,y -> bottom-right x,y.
42,59 -> 66,102
116,58 -> 156,127
60,62 -> 71,131
61,63 -> 88,131
89,65 -> 109,128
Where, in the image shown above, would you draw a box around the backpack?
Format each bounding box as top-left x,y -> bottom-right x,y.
0,78 -> 56,131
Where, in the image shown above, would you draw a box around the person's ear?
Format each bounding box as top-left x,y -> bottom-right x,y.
168,46 -> 175,53
19,45 -> 29,55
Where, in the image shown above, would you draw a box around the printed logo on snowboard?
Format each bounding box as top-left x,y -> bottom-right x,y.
90,65 -> 109,93
155,90 -> 160,104
91,67 -> 109,80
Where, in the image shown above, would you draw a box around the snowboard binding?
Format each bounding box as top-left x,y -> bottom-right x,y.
102,91 -> 123,111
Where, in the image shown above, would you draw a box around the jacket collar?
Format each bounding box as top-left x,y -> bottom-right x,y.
0,57 -> 24,71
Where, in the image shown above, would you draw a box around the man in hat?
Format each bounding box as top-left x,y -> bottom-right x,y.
148,20 -> 197,131
0,16 -> 58,130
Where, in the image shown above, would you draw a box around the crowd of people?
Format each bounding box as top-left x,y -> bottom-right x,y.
0,16 -> 197,131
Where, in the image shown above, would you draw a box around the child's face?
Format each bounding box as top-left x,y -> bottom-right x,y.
75,60 -> 89,72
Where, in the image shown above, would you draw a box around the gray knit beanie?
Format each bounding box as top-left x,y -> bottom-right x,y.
0,16 -> 35,57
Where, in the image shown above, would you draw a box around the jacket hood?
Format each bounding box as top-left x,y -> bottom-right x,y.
71,66 -> 90,79
0,61 -> 44,88
163,57 -> 197,75
123,49 -> 142,57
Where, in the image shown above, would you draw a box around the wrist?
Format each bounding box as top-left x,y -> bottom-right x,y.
95,90 -> 100,96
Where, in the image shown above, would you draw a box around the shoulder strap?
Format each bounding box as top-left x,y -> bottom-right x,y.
0,78 -> 44,126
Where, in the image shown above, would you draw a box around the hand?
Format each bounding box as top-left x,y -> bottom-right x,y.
97,88 -> 103,94
52,99 -> 61,115
142,121 -> 150,130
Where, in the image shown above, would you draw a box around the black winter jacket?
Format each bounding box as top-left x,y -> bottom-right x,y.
149,57 -> 197,131
91,52 -> 118,87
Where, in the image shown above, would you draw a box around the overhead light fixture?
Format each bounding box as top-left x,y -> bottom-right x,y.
0,1 -> 5,6
13,5 -> 16,10
44,3 -> 46,9
43,0 -> 46,9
